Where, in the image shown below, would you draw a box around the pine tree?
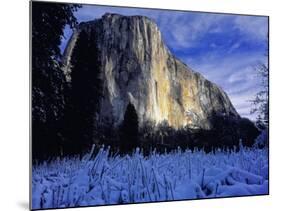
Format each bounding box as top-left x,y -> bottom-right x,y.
120,103 -> 139,154
66,29 -> 102,155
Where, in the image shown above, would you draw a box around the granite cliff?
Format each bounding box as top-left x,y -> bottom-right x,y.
62,13 -> 239,130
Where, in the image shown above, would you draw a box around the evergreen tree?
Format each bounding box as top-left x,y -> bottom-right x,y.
32,2 -> 80,160
66,29 -> 102,155
120,103 -> 139,154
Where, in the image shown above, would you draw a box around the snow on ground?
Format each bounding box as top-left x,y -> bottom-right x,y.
32,145 -> 268,209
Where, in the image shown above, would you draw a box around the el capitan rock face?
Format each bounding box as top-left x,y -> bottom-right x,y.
63,13 -> 239,130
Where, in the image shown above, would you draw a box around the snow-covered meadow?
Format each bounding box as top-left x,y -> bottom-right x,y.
32,143 -> 268,210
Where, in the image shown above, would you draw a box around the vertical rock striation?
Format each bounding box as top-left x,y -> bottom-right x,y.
63,13 -> 239,130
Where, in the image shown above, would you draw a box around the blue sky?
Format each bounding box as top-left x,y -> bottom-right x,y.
60,5 -> 268,121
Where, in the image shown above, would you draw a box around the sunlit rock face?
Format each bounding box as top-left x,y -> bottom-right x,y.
63,13 -> 239,130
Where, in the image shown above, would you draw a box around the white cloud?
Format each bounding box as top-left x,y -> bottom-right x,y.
227,66 -> 255,84
227,42 -> 241,53
234,16 -> 268,42
164,14 -> 268,50
162,13 -> 228,49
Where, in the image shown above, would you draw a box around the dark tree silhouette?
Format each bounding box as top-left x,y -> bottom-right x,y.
120,103 -> 139,154
209,113 -> 259,149
32,2 -> 80,160
65,29 -> 102,155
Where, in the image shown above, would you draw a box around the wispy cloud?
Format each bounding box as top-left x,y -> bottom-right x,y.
233,16 -> 268,42
161,13 -> 229,49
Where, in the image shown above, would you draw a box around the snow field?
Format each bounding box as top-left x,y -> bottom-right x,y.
32,145 -> 268,209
